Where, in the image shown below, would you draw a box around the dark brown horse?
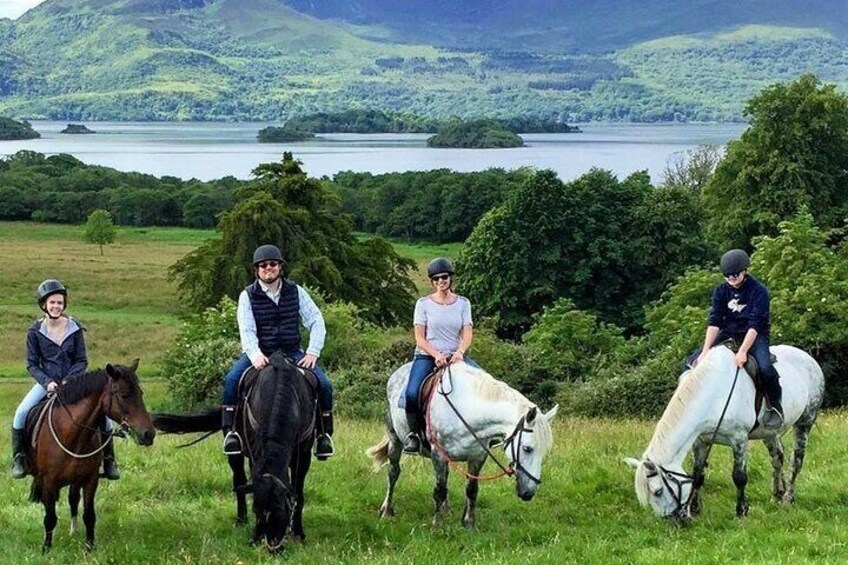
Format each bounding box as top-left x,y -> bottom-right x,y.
153,354 -> 316,552
26,359 -> 155,552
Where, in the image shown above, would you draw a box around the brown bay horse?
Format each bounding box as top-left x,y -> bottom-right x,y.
26,359 -> 155,552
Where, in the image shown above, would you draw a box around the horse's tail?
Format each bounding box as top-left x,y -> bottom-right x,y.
29,479 -> 42,503
152,406 -> 222,434
365,435 -> 389,471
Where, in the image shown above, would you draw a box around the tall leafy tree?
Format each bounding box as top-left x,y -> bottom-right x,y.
702,74 -> 848,250
83,209 -> 116,255
170,153 -> 416,325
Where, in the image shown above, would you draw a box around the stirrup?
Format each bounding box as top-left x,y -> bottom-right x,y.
761,406 -> 784,431
403,433 -> 420,454
315,435 -> 334,460
223,430 -> 243,455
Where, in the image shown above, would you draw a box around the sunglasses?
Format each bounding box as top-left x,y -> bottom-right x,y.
723,271 -> 743,279
257,261 -> 280,270
431,274 -> 451,282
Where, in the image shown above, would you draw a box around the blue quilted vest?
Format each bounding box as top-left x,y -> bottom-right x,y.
247,279 -> 301,355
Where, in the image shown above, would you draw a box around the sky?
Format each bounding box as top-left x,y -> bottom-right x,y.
0,0 -> 48,19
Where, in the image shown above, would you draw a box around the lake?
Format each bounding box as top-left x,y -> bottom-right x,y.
0,121 -> 746,182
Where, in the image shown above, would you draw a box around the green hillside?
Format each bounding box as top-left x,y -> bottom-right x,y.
0,0 -> 847,121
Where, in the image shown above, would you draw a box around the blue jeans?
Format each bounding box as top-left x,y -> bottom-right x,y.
222,351 -> 334,411
686,332 -> 781,402
404,354 -> 480,410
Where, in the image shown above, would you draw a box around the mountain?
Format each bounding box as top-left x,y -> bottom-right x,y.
0,0 -> 846,122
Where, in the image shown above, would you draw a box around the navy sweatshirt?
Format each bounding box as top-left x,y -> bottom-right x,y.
707,274 -> 771,338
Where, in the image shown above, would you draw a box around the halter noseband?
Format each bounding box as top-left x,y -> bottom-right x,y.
646,461 -> 694,518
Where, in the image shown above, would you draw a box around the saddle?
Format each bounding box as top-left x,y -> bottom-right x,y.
409,368 -> 445,455
24,397 -> 52,452
235,353 -> 320,444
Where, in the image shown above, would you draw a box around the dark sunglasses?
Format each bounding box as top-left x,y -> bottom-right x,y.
723,271 -> 743,279
431,274 -> 451,282
257,261 -> 280,270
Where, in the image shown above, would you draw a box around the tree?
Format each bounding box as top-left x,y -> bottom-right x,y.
83,209 -> 116,255
661,144 -> 720,196
458,168 -> 710,337
702,74 -> 848,250
170,153 -> 416,325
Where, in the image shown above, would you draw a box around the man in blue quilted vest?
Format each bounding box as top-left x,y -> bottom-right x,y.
221,244 -> 335,460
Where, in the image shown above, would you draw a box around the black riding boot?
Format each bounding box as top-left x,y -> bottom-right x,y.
403,409 -> 420,454
11,427 -> 27,479
315,411 -> 335,461
101,431 -> 120,480
762,370 -> 784,430
222,406 -> 242,455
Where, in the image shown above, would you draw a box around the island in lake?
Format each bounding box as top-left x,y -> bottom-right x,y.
427,119 -> 524,148
61,123 -> 96,134
257,127 -> 316,143
0,117 -> 40,140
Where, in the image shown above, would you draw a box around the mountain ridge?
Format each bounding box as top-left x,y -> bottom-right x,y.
0,0 -> 846,122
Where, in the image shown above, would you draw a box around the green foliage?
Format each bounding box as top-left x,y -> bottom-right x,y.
159,296 -> 241,409
661,144 -> 721,196
702,74 -> 848,249
427,119 -> 523,148
458,168 -> 711,336
83,209 -> 117,255
753,210 -> 848,405
0,150 -> 239,226
170,153 -> 416,325
523,299 -> 627,384
256,126 -> 316,142
331,168 -> 529,243
60,123 -> 95,134
0,116 -> 39,140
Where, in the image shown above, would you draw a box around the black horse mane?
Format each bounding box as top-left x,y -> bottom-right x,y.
255,360 -> 302,479
56,368 -> 109,405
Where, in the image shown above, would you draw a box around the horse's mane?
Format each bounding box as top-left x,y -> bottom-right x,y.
455,364 -> 554,452
56,369 -> 108,405
254,360 -> 308,479
649,348 -> 726,455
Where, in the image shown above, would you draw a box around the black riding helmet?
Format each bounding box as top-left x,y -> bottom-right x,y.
427,257 -> 454,279
720,249 -> 750,276
252,244 -> 285,267
37,279 -> 67,311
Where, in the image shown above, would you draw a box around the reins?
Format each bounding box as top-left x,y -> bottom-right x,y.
425,365 -> 541,484
655,365 -> 742,513
45,377 -> 130,459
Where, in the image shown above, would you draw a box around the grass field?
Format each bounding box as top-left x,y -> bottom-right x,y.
3,223 -> 848,563
1,379 -> 847,564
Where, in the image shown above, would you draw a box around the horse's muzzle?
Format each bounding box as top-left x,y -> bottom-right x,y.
135,429 -> 156,446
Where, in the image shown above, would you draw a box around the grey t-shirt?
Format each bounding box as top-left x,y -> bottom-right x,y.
413,295 -> 473,356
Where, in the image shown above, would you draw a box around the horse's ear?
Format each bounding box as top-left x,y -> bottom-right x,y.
624,457 -> 640,469
130,358 -> 140,372
526,406 -> 538,424
543,404 -> 559,421
106,364 -> 116,377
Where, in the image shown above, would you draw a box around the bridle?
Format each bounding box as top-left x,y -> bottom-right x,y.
648,366 -> 742,518
428,366 -> 542,485
46,376 -> 132,459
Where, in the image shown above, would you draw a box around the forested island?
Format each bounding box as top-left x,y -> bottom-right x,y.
60,123 -> 95,134
0,117 -> 40,140
427,119 -> 524,148
257,127 -> 316,143
280,109 -> 580,134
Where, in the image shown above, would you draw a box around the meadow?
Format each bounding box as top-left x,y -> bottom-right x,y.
3,223 -> 848,564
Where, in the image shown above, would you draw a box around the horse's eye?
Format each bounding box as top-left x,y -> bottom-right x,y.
522,445 -> 533,454
653,488 -> 663,497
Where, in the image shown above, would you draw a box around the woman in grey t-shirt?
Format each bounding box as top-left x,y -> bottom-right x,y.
403,258 -> 480,453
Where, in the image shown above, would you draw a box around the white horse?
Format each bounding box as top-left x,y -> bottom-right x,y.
366,362 -> 558,528
625,344 -> 824,523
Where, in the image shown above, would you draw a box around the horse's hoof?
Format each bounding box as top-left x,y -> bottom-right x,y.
85,541 -> 95,553
736,504 -> 749,518
461,517 -> 476,529
379,505 -> 396,518
41,545 -> 51,554
235,516 -> 247,527
290,533 -> 306,543
782,492 -> 796,505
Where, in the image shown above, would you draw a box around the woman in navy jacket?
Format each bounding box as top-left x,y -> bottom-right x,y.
10,279 -> 119,479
